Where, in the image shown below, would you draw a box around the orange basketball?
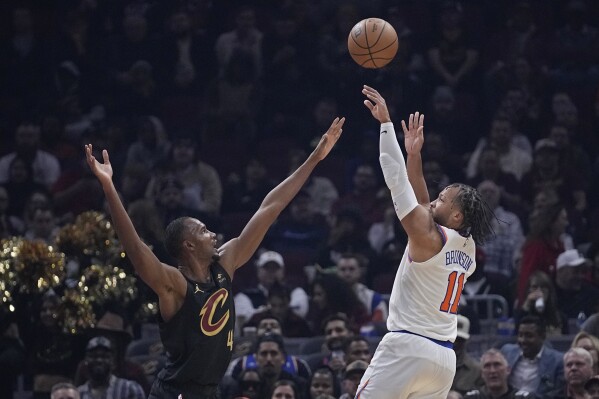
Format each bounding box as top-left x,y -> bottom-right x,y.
348,18 -> 398,69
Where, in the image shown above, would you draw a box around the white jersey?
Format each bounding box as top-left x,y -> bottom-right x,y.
387,224 -> 476,342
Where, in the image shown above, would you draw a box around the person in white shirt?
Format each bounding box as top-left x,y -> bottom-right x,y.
356,86 -> 495,398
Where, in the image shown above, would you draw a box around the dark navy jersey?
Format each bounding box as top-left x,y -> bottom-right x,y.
156,262 -> 235,390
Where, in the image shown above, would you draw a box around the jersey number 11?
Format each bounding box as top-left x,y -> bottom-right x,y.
440,271 -> 464,314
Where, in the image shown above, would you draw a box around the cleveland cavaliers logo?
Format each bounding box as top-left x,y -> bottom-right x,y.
200,288 -> 230,336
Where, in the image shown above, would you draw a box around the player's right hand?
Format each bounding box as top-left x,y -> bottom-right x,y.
362,85 -> 391,124
85,144 -> 113,183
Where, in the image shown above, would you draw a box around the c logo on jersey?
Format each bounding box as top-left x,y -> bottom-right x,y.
200,288 -> 230,336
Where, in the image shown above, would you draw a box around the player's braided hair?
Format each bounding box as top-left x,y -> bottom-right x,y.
448,183 -> 495,245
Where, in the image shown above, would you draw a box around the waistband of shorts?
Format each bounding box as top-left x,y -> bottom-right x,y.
391,329 -> 454,349
155,377 -> 218,396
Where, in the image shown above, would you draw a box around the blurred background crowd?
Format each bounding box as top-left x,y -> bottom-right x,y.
1,0 -> 599,398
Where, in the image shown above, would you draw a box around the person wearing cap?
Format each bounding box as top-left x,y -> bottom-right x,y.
546,347 -> 594,399
77,336 -> 145,399
554,249 -> 599,319
501,315 -> 565,397
234,250 -> 309,331
51,382 -> 81,399
339,360 -> 369,399
451,315 -> 484,395
586,374 -> 599,398
85,117 -> 344,399
74,311 -> 151,394
465,349 -> 535,399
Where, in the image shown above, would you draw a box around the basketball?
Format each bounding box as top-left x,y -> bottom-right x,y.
348,18 -> 398,69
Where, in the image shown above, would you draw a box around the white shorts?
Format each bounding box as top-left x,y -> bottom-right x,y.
356,331 -> 456,399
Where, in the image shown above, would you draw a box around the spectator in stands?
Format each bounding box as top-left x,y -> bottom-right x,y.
547,347 -> 594,399
332,163 -> 386,227
343,336 -> 372,366
234,250 -> 309,328
233,369 -> 264,399
0,186 -> 24,238
477,180 -> 524,295
464,349 -> 535,399
308,273 -> 369,334
286,148 -> 339,217
229,329 -> 311,392
501,315 -> 564,397
24,206 -> 59,244
265,189 -> 329,255
74,311 -> 150,394
0,120 -> 61,188
339,360 -> 369,399
516,271 -> 567,336
516,202 -> 569,306
51,382 -> 80,399
0,310 -> 26,399
586,375 -> 599,398
222,156 -> 275,214
554,249 -> 599,319
250,334 -> 306,397
270,379 -> 301,399
125,116 -> 170,172
146,134 -> 222,217
571,332 -> 599,375
245,284 -> 313,338
152,174 -> 210,228
309,367 -> 340,399
466,117 -> 532,182
452,315 -> 484,395
336,252 -> 388,323
214,5 -> 263,78
77,336 -> 145,399
1,155 -> 47,219
316,313 -> 355,375
427,1 -> 480,92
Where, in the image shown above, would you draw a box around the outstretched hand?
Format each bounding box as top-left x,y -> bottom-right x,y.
402,112 -> 424,155
362,85 -> 391,124
312,117 -> 345,161
85,144 -> 113,183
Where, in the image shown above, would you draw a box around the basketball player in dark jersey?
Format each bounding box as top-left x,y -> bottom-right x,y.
84,117 -> 345,399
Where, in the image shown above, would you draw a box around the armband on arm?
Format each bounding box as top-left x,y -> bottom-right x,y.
379,122 -> 418,220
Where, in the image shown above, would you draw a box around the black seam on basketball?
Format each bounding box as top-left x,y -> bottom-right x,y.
370,37 -> 398,54
350,33 -> 369,50
364,20 -> 376,68
369,21 -> 387,49
351,37 -> 398,58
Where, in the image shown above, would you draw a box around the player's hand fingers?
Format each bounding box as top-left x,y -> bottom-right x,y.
102,149 -> 110,164
401,120 -> 409,135
419,113 -> 425,127
364,100 -> 374,111
409,113 -> 414,131
414,112 -> 420,129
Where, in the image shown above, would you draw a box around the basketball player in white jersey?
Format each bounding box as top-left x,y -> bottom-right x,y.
356,85 -> 495,398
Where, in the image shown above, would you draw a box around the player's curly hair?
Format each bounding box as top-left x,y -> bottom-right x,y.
448,183 -> 495,245
164,217 -> 191,260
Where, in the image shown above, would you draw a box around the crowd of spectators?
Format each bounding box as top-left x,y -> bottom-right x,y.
1,0 -> 599,398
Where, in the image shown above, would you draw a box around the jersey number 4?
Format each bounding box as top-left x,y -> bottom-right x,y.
440,271 -> 465,314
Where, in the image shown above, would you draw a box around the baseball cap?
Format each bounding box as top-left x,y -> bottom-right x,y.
256,251 -> 284,268
86,336 -> 113,351
585,375 -> 599,390
534,138 -> 558,153
556,249 -> 589,270
345,360 -> 369,376
456,315 -> 471,340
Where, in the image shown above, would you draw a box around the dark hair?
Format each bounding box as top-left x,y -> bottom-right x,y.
320,312 -> 350,334
527,202 -> 565,240
164,217 -> 190,259
268,282 -> 290,302
253,333 -> 286,356
310,366 -> 341,397
517,315 -> 546,336
447,183 -> 495,245
311,274 -> 364,319
271,379 -> 300,399
526,271 -> 562,328
343,335 -> 369,353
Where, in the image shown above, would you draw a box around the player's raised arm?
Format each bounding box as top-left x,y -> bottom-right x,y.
402,112 -> 430,205
84,145 -> 184,299
362,85 -> 442,257
218,117 -> 345,275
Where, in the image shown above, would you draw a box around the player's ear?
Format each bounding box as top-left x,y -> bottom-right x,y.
183,240 -> 195,251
